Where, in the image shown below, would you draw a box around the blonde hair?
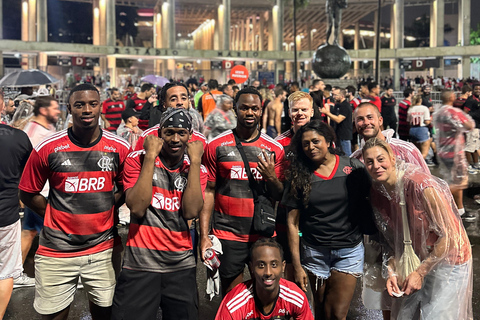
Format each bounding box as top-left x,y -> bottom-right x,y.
259,87 -> 274,102
362,138 -> 395,159
412,95 -> 423,106
288,91 -> 313,108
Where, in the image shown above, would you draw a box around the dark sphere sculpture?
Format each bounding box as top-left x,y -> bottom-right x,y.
312,43 -> 351,79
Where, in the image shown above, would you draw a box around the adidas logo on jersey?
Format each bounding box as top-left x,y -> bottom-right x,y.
227,151 -> 236,157
61,159 -> 72,166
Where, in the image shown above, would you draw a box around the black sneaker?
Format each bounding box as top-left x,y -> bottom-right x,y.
462,211 -> 477,222
426,159 -> 435,167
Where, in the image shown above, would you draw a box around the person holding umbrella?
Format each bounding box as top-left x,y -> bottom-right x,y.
362,138 -> 473,320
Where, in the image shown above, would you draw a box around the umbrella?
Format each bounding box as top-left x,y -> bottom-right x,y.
0,69 -> 59,87
397,169 -> 421,284
141,75 -> 169,87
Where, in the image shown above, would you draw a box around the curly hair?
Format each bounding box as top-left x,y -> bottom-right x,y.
234,87 -> 263,105
287,120 -> 341,207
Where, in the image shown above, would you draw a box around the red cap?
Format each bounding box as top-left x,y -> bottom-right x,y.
268,84 -> 275,90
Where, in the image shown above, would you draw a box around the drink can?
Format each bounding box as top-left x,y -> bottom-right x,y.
204,248 -> 221,270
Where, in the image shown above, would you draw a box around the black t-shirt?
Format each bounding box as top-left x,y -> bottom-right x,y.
381,96 -> 396,118
282,156 -> 374,249
421,94 -> 432,109
0,124 -> 32,227
464,95 -> 480,128
333,100 -> 352,140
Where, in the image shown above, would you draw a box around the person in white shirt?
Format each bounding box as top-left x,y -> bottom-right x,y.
16,96 -> 60,288
407,95 -> 431,159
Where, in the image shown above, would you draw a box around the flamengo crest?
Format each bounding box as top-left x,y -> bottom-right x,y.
98,156 -> 114,171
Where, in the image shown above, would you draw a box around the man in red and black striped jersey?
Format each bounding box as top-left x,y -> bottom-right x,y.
123,84 -> 137,101
215,239 -> 313,320
125,83 -> 156,130
134,82 -> 207,151
101,87 -> 125,132
453,84 -> 472,110
200,88 -> 285,296
19,83 -> 131,320
398,88 -> 414,141
112,108 -> 206,320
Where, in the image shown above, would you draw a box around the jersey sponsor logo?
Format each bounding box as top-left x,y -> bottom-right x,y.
65,176 -> 106,192
152,192 -> 180,211
343,166 -> 352,175
260,144 -> 272,151
227,151 -> 236,157
61,159 -> 72,166
174,176 -> 188,191
245,310 -> 254,319
230,165 -> 262,180
104,145 -> 117,152
221,140 -> 234,146
97,156 -> 114,171
54,143 -> 70,153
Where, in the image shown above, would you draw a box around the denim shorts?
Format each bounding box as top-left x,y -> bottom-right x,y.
301,240 -> 364,280
409,126 -> 430,143
22,206 -> 44,233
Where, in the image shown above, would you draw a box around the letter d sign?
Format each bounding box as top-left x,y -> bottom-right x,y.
72,57 -> 86,66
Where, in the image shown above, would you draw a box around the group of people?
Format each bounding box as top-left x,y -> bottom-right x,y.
0,76 -> 474,320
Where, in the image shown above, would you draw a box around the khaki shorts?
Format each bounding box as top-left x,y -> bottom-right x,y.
34,248 -> 117,315
465,128 -> 480,153
0,220 -> 22,280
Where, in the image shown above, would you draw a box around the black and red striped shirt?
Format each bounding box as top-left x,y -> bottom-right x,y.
19,128 -> 131,258
203,130 -> 284,243
398,99 -> 411,138
124,92 -> 137,101
123,152 -> 207,273
128,97 -> 149,130
102,98 -> 125,132
366,95 -> 382,112
454,97 -> 468,111
351,97 -> 362,111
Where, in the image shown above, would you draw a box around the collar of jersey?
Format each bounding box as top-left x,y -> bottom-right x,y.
68,127 -> 103,149
232,128 -> 261,143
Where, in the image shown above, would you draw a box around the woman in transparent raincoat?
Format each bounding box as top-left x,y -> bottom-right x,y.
362,138 -> 472,320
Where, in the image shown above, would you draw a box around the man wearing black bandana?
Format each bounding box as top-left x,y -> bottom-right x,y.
112,108 -> 207,320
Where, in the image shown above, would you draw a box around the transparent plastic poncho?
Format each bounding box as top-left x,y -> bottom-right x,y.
11,100 -> 34,130
369,161 -> 473,320
433,104 -> 473,189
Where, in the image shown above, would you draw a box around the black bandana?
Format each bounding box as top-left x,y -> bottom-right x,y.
160,109 -> 192,131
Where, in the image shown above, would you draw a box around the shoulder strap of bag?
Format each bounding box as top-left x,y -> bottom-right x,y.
232,130 -> 259,201
209,92 -> 217,103
398,169 -> 413,244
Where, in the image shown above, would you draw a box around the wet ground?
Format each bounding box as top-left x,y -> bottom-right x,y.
5,166 -> 480,319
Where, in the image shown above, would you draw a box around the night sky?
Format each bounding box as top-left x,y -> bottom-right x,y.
2,0 -> 480,43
